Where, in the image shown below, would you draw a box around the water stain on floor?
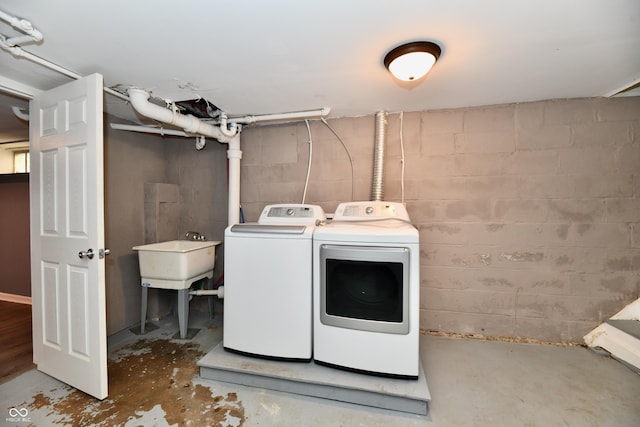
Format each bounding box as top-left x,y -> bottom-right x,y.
26,339 -> 246,426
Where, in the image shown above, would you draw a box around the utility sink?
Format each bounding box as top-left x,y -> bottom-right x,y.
134,240 -> 222,339
133,240 -> 221,288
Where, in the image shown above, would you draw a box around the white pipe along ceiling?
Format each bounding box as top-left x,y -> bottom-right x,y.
127,88 -> 239,143
0,9 -> 42,47
0,8 -> 127,101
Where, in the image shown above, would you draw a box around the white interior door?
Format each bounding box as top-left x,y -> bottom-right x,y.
29,73 -> 108,400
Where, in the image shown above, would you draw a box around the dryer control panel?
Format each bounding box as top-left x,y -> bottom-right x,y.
258,204 -> 326,225
333,201 -> 411,222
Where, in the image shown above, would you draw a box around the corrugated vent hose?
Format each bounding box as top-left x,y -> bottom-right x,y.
371,110 -> 388,201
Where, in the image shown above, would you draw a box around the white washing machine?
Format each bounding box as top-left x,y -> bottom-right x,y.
313,201 -> 420,378
223,204 -> 326,361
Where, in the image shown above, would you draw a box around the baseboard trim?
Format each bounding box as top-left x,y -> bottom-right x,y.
0,292 -> 32,305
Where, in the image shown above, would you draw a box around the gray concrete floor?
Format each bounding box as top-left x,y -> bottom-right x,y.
1,311 -> 639,426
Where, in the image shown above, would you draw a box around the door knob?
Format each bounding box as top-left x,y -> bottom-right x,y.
78,249 -> 94,259
99,248 -> 110,259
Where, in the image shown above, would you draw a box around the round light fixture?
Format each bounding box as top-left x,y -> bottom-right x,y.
384,41 -> 442,82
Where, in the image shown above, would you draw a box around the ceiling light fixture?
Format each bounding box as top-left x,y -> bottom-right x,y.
384,41 -> 441,82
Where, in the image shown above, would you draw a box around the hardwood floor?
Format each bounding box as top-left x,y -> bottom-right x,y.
0,300 -> 34,383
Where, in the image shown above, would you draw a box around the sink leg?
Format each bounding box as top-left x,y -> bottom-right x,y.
177,289 -> 189,339
141,285 -> 148,334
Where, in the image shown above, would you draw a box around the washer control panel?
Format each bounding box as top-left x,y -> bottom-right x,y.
333,201 -> 410,222
258,204 -> 326,225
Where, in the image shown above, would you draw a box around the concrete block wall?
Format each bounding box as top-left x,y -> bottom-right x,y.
165,136 -> 229,275
239,96 -> 640,343
143,183 -> 180,243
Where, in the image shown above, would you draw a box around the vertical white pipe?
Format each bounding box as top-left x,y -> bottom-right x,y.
227,133 -> 242,226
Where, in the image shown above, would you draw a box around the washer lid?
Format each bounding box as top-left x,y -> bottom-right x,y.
229,224 -> 306,234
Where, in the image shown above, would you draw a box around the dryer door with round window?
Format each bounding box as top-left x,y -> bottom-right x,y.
320,244 -> 410,335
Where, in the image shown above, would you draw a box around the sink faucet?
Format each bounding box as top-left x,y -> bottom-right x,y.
185,231 -> 206,241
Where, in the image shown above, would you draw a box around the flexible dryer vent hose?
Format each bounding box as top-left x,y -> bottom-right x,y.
371,110 -> 388,201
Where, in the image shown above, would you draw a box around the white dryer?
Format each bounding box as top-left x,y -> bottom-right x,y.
223,204 -> 325,361
313,201 -> 420,378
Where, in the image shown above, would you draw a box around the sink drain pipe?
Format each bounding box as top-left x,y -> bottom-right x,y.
190,286 -> 224,298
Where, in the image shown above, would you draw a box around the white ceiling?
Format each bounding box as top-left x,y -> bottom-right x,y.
1,0 -> 639,143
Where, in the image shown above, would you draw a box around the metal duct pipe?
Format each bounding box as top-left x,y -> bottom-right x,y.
371,110 -> 388,201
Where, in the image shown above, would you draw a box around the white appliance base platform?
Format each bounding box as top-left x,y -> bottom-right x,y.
198,343 -> 430,415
